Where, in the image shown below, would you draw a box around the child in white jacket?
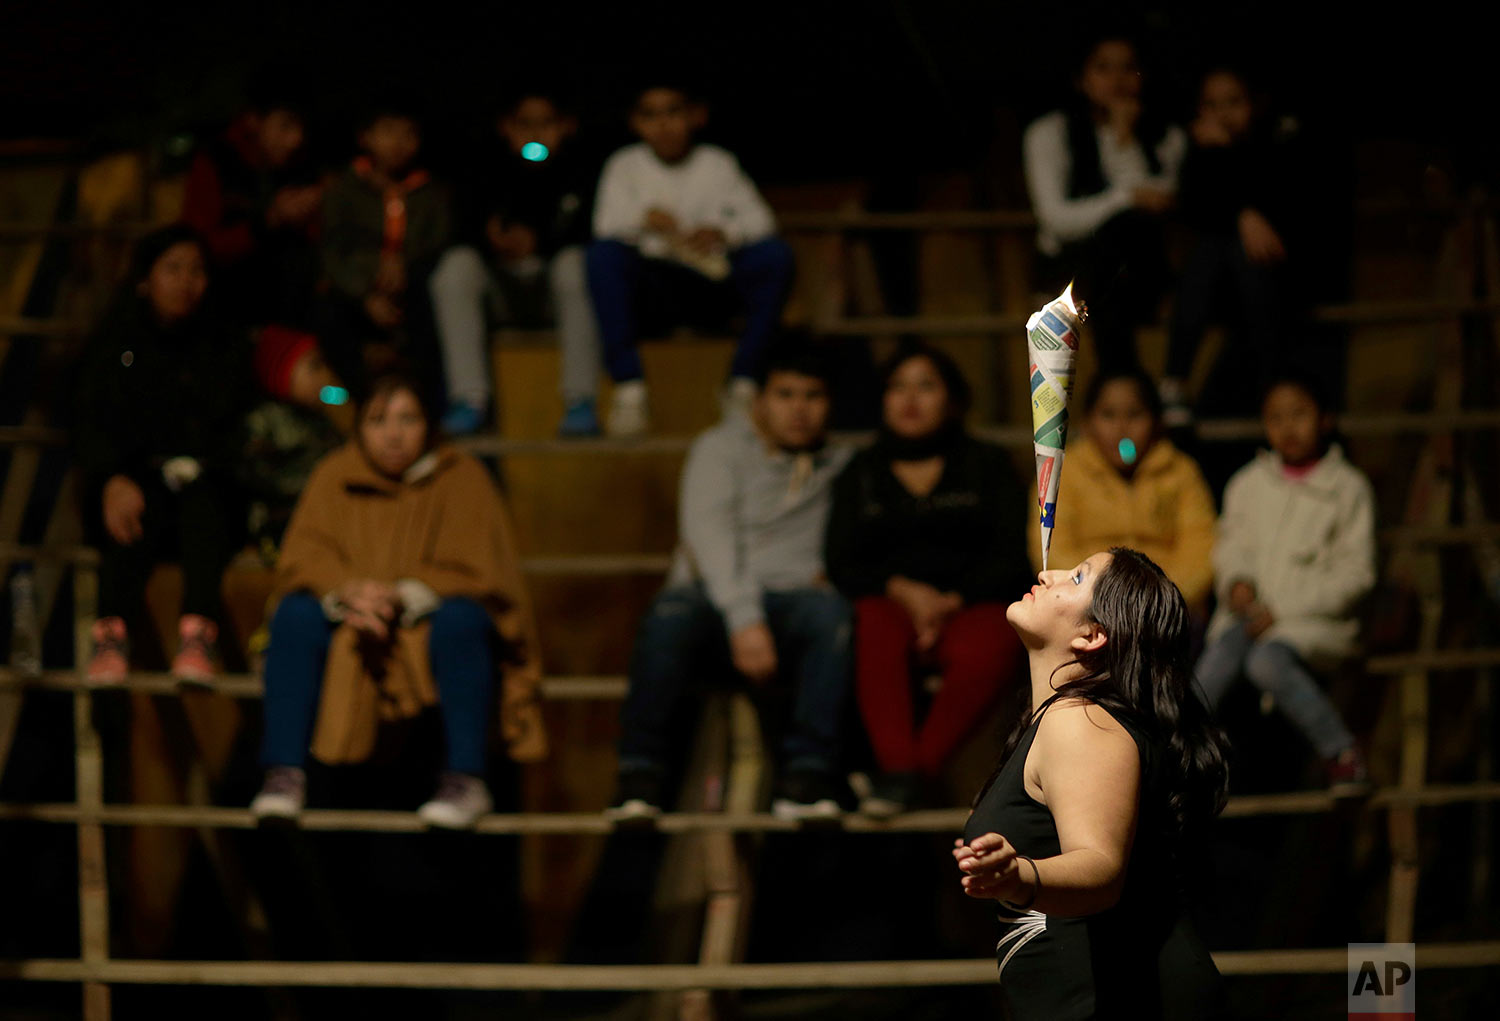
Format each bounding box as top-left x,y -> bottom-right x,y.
1196,371 -> 1375,793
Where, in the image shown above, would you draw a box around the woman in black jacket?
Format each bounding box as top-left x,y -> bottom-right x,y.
75,225 -> 255,683
826,343 -> 1030,816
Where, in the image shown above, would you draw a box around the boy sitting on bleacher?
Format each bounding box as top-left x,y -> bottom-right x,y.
608,338 -> 853,822
180,82 -> 321,327
1195,370 -> 1374,794
315,100 -> 449,400
429,88 -> 601,436
587,81 -> 794,437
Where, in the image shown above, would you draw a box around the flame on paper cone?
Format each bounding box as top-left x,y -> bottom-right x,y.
1027,283 -> 1086,571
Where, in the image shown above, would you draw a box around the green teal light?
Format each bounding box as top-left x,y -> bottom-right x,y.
320,385 -> 350,406
1118,438 -> 1137,465
521,142 -> 550,162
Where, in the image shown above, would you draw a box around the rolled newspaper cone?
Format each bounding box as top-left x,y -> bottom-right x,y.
1026,283 -> 1086,571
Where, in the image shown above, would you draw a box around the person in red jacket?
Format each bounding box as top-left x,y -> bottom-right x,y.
180,87 -> 322,326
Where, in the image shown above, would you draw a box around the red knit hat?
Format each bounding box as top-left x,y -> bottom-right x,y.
254,325 -> 318,400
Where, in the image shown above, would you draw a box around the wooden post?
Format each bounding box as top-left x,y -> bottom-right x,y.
72,562 -> 110,1019
1382,196 -> 1473,944
682,692 -> 767,1021
647,692 -> 729,1021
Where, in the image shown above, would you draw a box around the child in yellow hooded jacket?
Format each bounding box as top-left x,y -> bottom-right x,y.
1028,369 -> 1217,611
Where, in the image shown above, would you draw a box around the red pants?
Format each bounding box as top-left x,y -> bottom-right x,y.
854,597 -> 1022,778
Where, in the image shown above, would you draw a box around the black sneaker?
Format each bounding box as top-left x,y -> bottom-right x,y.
858,771 -> 919,820
605,767 -> 667,822
771,770 -> 843,822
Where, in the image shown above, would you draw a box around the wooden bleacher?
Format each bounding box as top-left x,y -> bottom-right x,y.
1,144 -> 1499,1018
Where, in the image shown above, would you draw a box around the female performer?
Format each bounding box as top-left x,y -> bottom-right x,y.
954,547 -> 1228,1018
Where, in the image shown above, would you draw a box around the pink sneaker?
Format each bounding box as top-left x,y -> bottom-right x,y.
172,614 -> 219,684
86,617 -> 129,684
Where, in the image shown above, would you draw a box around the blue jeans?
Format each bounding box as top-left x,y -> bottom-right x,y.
260,592 -> 496,775
585,237 -> 795,383
617,584 -> 851,773
1194,621 -> 1354,760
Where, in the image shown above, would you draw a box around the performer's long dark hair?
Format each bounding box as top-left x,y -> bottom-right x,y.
977,547 -> 1230,840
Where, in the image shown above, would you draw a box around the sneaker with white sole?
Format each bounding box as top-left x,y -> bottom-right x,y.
604,766 -> 667,823
857,771 -> 919,820
606,380 -> 650,438
771,770 -> 843,822
172,614 -> 219,685
418,772 -> 494,829
86,616 -> 129,685
250,766 -> 307,822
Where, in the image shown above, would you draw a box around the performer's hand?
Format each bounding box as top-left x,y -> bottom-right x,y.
731,622 -> 778,684
953,832 -> 1030,902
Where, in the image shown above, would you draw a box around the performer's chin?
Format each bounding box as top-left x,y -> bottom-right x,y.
1004,594 -> 1030,626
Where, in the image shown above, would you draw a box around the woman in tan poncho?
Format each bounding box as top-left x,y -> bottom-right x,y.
249,373 -> 546,828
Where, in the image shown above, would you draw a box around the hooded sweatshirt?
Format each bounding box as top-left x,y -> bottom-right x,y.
1028,433 -> 1218,608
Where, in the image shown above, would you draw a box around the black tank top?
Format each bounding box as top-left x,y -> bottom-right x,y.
964,696 -> 1222,1019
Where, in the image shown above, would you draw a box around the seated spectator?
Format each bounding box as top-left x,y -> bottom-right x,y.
1162,66 -> 1304,424
588,82 -> 794,437
1196,371 -> 1373,793
316,101 -> 450,400
181,86 -> 322,326
430,89 -> 600,436
75,225 -> 256,684
237,325 -> 346,563
608,341 -> 853,822
250,373 -> 546,829
1029,369 -> 1216,613
1023,34 -> 1186,372
826,344 -> 1030,817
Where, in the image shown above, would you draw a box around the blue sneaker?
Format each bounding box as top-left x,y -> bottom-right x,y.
441,402 -> 487,436
557,397 -> 601,438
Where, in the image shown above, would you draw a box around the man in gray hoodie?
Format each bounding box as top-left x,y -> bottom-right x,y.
608,339 -> 854,821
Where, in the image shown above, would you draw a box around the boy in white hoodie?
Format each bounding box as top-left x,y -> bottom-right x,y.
586,82 -> 794,437
1196,371 -> 1374,793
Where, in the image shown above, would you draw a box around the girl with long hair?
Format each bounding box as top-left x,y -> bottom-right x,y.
954,547 -> 1229,1018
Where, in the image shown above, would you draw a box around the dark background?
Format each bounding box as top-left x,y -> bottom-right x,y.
1,1 -> 1490,188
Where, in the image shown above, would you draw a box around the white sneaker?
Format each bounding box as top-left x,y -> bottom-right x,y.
721,377 -> 758,421
606,380 -> 650,438
417,772 -> 494,830
250,766 -> 306,822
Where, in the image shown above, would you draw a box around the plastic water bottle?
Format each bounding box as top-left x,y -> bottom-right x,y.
9,569 -> 41,678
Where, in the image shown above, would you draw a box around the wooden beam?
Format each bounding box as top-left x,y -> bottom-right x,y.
3,783 -> 1498,834
1,942 -> 1497,988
